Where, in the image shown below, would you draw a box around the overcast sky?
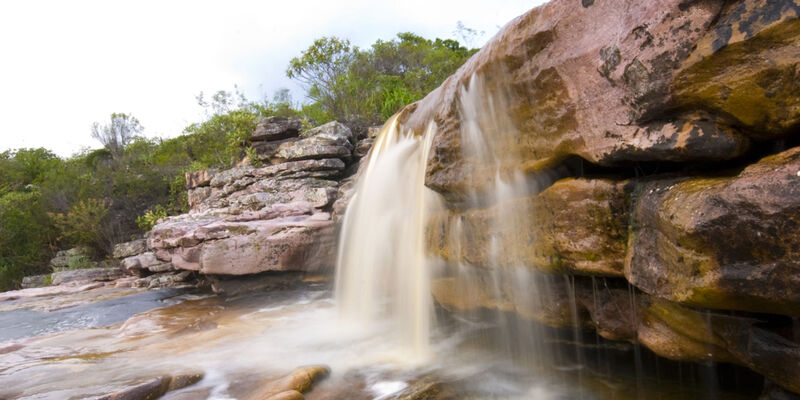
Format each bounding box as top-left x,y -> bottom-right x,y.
0,0 -> 547,157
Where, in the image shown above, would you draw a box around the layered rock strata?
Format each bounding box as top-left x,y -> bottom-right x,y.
117,119 -> 369,286
414,0 -> 800,395
398,0 -> 799,200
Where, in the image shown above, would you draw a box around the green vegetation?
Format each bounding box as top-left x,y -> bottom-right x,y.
288,32 -> 477,125
0,31 -> 476,291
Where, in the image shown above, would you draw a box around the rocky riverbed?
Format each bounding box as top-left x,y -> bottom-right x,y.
0,277 -> 768,399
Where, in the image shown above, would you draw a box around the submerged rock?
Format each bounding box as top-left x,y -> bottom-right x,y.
95,371 -> 203,400
248,365 -> 330,400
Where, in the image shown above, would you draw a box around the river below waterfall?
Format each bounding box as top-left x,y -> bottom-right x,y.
0,281 -> 760,399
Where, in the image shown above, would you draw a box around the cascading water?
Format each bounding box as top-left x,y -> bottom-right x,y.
335,115 -> 443,360
336,72 -> 563,365
332,71 -> 758,399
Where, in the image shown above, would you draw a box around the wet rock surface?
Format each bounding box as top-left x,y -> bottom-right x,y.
407,0 -> 800,393
628,147 -> 800,315
432,263 -> 800,395
247,365 -> 330,399
428,178 -> 630,276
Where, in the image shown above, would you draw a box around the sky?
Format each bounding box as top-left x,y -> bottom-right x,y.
0,0 -> 547,157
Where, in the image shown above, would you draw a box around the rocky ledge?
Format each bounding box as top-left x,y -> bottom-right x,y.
115,119 -> 372,291
410,0 -> 800,396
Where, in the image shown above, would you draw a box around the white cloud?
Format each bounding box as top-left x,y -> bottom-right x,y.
0,0 -> 547,157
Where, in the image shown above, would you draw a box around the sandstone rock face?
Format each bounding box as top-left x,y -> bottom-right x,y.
252,116 -> 304,142
112,239 -> 147,259
50,267 -> 124,286
672,0 -> 800,138
139,120 -> 370,278
120,252 -> 168,274
398,0 -> 799,198
432,264 -> 800,394
428,178 -> 629,276
627,147 -> 800,315
184,168 -> 216,189
275,122 -> 354,163
148,205 -> 335,276
414,0 -> 800,394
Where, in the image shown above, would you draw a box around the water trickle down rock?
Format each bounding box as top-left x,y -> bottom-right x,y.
347,0 -> 800,394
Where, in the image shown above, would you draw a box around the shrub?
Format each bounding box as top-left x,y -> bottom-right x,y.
50,198 -> 110,253
136,205 -> 168,231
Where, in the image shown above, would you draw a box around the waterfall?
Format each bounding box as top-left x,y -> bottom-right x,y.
335,114 -> 443,360
336,72 -> 564,366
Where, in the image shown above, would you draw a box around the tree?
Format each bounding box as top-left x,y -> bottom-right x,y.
91,113 -> 143,158
287,32 -> 478,124
287,37 -> 357,121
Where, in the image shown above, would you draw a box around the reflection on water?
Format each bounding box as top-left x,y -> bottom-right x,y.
0,288 -> 188,342
0,284 -> 761,399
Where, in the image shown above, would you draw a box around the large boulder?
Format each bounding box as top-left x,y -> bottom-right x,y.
252,116 -> 304,142
626,147 -> 800,316
393,0 -> 800,199
195,214 -> 334,275
112,239 -> 147,259
299,121 -> 354,143
275,134 -> 353,163
148,203 -> 336,275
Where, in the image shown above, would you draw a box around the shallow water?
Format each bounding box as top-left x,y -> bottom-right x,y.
0,287 -> 187,342
0,284 -> 761,399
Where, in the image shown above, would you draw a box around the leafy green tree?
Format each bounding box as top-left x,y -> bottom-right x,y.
288,32 -> 477,124
287,37 -> 357,121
